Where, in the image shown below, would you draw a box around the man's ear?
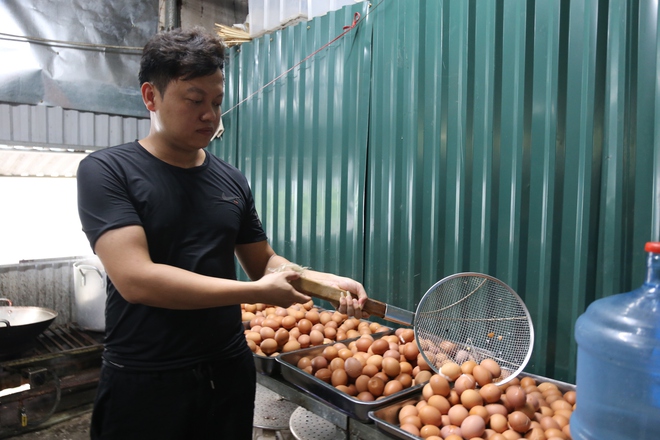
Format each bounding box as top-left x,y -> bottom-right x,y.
141,82 -> 157,112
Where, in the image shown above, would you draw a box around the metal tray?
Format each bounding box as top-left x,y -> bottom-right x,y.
251,318 -> 392,376
368,372 -> 576,440
276,340 -> 425,422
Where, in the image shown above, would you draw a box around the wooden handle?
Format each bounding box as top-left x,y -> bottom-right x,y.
290,277 -> 387,318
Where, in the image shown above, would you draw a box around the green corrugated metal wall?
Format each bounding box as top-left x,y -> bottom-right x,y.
212,0 -> 660,384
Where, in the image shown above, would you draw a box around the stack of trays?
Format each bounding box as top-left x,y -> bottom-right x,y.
276,340 -> 426,422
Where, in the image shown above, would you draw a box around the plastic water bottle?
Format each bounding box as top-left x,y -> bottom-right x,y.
571,242 -> 660,439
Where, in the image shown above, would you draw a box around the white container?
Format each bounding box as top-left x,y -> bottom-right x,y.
72,257 -> 106,332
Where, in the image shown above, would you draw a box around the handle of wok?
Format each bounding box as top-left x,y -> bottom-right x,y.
290,277 -> 387,318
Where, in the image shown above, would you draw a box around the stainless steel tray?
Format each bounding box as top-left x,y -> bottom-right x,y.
276,341 -> 425,422
368,372 -> 576,440
251,318 -> 391,376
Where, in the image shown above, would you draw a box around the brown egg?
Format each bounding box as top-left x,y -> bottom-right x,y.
398,404 -> 418,422
337,348 -> 354,360
454,374 -> 477,395
400,343 -> 417,362
374,371 -> 390,383
552,414 -> 569,429
298,334 -> 311,348
472,365 -> 494,386
550,399 -> 572,412
323,326 -> 337,340
279,314 -> 295,330
427,394 -> 451,415
354,374 -> 371,393
395,373 -> 413,388
544,428 -> 567,439
508,411 -> 531,433
520,376 -> 536,388
297,318 -> 312,334
440,362 -> 462,381
524,427 -> 545,440
329,357 -> 345,371
480,358 -> 502,378
382,357 -> 402,378
361,363 -> 379,377
502,429 -> 523,439
309,330 -> 324,346
506,385 -> 527,409
367,376 -> 385,397
418,404 -> 443,427
484,403 -> 509,418
260,338 -> 278,355
344,357 -> 363,379
415,370 -> 433,386
282,340 -> 301,352
383,349 -> 401,360
400,424 -> 420,437
428,374 -> 451,396
420,425 -> 441,439
461,360 -> 478,374
245,331 -> 262,344
355,336 -> 373,353
422,383 -> 436,402
370,338 -> 389,355
262,318 -> 280,331
417,353 -> 433,371
297,356 -> 312,370
346,390 -> 369,402
274,328 -> 289,346
400,415 -> 422,429
460,389 -> 483,409
383,379 -> 404,396
310,355 -> 328,373
489,413 -> 509,433
330,368 -> 348,387
479,383 -> 502,404
447,404 -> 469,426
314,368 -> 332,383
461,414 -> 486,438
440,426 -> 463,439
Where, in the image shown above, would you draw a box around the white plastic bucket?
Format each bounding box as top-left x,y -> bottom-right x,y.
72,257 -> 106,332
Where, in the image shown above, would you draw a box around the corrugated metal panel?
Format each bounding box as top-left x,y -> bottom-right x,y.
0,103 -> 150,176
214,0 -> 660,384
211,2 -> 372,282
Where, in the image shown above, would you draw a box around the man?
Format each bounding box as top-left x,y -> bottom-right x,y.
77,27 -> 367,439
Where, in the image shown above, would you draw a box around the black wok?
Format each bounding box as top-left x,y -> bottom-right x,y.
0,298 -> 58,356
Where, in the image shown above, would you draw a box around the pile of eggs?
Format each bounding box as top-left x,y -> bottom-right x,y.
241,301 -> 391,357
293,328 -> 432,402
395,364 -> 574,440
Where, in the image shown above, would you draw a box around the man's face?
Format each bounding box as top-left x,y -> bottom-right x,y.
150,69 -> 225,151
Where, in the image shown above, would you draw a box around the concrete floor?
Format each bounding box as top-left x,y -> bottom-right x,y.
7,410 -> 296,440
7,410 -> 92,440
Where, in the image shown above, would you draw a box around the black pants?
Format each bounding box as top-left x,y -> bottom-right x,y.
90,351 -> 256,440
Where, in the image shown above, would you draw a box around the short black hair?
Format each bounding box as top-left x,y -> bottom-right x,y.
138,27 -> 226,95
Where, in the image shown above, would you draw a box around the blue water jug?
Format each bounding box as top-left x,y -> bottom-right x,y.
571,242 -> 660,439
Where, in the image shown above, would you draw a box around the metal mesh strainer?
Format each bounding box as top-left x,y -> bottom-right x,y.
413,273 -> 533,385
291,272 -> 534,385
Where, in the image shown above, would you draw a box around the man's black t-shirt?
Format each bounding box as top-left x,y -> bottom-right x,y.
77,141 -> 267,370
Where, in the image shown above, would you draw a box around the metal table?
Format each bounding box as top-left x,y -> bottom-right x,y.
256,373 -> 393,440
